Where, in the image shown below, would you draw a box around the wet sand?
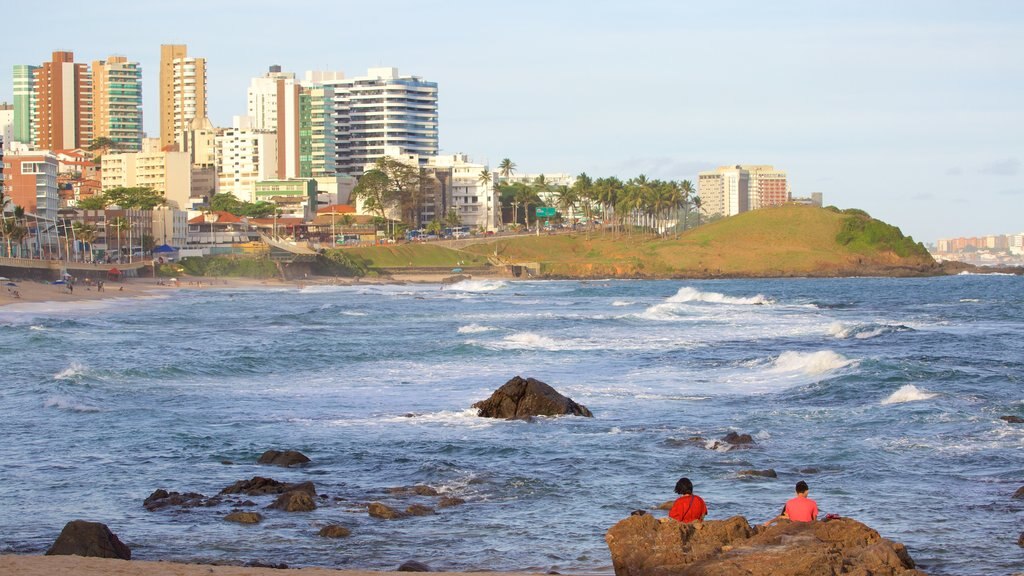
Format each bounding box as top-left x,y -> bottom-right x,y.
0,555 -> 544,576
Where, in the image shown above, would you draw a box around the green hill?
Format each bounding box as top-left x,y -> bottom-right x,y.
459,204 -> 937,278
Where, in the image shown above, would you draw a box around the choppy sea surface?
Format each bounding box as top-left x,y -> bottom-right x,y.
1,276 -> 1022,575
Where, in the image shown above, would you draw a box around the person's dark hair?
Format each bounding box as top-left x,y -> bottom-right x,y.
674,477 -> 693,495
795,481 -> 809,493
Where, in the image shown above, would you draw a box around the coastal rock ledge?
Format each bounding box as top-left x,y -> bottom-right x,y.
474,376 -> 593,419
45,520 -> 131,560
605,513 -> 926,576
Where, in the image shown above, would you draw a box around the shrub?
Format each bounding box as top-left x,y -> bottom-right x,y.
178,256 -> 278,278
836,216 -> 930,258
314,250 -> 371,277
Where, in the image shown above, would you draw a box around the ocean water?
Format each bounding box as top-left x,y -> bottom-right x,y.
0,276 -> 1021,575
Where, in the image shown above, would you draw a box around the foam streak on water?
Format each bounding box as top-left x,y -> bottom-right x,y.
0,276 -> 1021,576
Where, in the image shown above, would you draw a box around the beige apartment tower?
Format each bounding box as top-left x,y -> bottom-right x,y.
159,44 -> 207,151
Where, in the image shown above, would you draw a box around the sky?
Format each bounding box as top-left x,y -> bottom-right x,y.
3,0 -> 1022,242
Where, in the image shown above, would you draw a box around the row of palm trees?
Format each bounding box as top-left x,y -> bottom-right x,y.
1,190 -> 132,261
484,159 -> 705,236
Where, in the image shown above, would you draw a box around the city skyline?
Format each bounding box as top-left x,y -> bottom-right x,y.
2,0 -> 1022,242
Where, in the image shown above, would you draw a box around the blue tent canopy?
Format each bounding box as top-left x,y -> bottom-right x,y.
153,244 -> 178,253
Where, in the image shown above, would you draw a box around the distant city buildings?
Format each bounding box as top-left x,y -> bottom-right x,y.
933,232 -> 1024,266
3,150 -> 59,219
698,165 -> 790,217
30,51 -> 93,151
160,44 -> 207,151
92,56 -> 143,151
215,116 -> 278,202
101,138 -> 192,209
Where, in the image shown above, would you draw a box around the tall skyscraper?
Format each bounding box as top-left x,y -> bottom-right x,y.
247,65 -> 301,179
92,56 -> 143,151
319,67 -> 438,175
12,65 -> 37,145
31,51 -> 93,150
160,44 -> 207,151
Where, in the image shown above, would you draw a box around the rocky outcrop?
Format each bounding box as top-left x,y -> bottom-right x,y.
257,449 -> 311,467
225,512 -> 263,524
1000,415 -> 1024,423
368,502 -> 405,519
605,513 -> 926,576
143,489 -> 219,511
738,469 -> 777,478
1013,486 -> 1024,499
388,485 -> 439,496
319,525 -> 351,538
269,490 -> 317,512
473,376 -> 593,419
220,477 -> 316,497
405,504 -> 435,516
438,496 -> 466,508
45,520 -> 131,560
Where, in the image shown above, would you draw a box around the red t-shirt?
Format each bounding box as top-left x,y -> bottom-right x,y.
785,496 -> 819,522
669,494 -> 708,523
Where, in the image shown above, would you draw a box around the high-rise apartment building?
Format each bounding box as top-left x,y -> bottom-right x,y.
303,84 -> 337,177
216,116 -> 278,202
0,103 -> 13,151
160,44 -> 207,151
247,66 -> 301,179
30,51 -> 93,150
92,56 -> 143,151
11,65 -> 37,145
319,67 -> 438,175
698,164 -> 789,217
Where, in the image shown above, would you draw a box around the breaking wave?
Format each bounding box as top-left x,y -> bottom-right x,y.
43,396 -> 102,413
666,287 -> 773,306
54,362 -> 88,380
449,280 -> 507,292
458,324 -> 496,334
828,322 -> 913,340
769,350 -> 856,376
882,385 -> 937,405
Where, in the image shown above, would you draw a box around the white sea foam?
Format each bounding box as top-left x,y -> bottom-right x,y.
458,323 -> 496,334
29,325 -> 46,331
959,298 -> 980,303
882,384 -> 937,405
611,300 -> 635,307
43,396 -> 101,413
341,311 -> 368,316
449,279 -> 507,292
498,332 -> 563,350
666,286 -> 773,306
54,362 -> 87,380
769,350 -> 856,376
829,322 -> 910,340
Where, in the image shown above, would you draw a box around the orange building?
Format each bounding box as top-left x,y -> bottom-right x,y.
160,45 -> 207,151
3,150 -> 59,218
32,51 -> 93,150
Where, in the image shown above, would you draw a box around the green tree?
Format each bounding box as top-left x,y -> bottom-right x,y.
352,169 -> 394,220
679,179 -> 695,231
426,219 -> 443,235
692,195 -> 703,227
210,192 -> 244,214
72,222 -> 98,261
77,195 -> 109,210
498,158 -> 516,179
555,185 -> 578,224
104,186 -> 165,210
444,208 -> 462,229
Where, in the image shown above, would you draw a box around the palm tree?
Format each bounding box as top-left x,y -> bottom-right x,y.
72,222 -> 98,262
554,185 -> 578,225
680,179 -> 695,231
0,190 -> 10,256
478,168 -> 493,231
110,216 -> 130,261
692,195 -> 704,227
498,158 -> 516,180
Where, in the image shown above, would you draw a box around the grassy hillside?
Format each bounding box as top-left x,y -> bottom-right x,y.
460,204 -> 936,278
338,244 -> 490,268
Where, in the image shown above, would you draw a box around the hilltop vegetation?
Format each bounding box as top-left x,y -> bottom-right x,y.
459,204 -> 936,278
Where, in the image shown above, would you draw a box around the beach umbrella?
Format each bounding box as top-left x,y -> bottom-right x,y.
4,282 -> 16,287
0,276 -> 9,281
52,280 -> 66,285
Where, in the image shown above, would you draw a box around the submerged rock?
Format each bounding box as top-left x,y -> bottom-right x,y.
405,504 -> 435,516
220,477 -> 316,497
605,513 -> 925,576
398,560 -> 432,572
738,469 -> 778,478
473,376 -> 593,419
225,511 -> 263,524
388,485 -> 439,496
721,431 -> 756,445
257,449 -> 311,467
1000,415 -> 1024,424
46,520 -> 131,560
438,496 -> 466,508
269,491 -> 317,512
144,489 -> 218,511
319,524 -> 351,538
368,502 -> 405,519
1013,486 -> 1024,499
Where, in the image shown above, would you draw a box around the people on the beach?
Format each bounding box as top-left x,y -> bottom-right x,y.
765,480 -> 819,525
668,477 -> 708,523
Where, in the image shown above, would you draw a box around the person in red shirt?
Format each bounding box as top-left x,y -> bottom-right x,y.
782,480 -> 819,522
668,477 -> 708,523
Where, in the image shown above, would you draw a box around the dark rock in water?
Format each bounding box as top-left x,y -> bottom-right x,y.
473,376 -> 593,419
268,491 -> 316,512
799,467 -> 820,474
1012,486 -> 1024,499
319,524 -> 351,538
438,496 -> 466,508
722,431 -> 756,445
738,468 -> 778,478
257,449 -> 311,467
221,460 -> 234,465
245,561 -> 289,569
664,436 -> 707,448
405,504 -> 435,516
368,502 -> 404,519
225,511 -> 263,524
46,520 -> 131,560
388,485 -> 439,496
1018,531 -> 1024,547
220,477 -> 316,497
605,513 -> 925,576
398,560 -> 432,572
1000,415 -> 1024,424
144,489 -> 216,511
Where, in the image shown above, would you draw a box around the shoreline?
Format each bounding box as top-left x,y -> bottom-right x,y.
0,555 -> 549,576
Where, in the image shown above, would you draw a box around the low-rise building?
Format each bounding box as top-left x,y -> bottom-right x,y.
101,138 -> 192,209
3,150 -> 59,219
216,116 -> 278,202
254,178 -> 318,219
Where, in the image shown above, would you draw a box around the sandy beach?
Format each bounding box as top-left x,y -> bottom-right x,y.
0,555 -> 544,576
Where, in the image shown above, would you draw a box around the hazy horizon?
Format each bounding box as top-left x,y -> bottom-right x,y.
3,0 -> 1022,243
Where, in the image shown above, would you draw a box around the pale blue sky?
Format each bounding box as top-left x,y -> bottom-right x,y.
4,0 -> 1022,242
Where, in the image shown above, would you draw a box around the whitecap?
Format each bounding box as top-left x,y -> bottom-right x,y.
54,361 -> 87,380
458,324 -> 496,334
44,396 -> 102,413
611,300 -> 635,307
769,351 -> 856,376
498,332 -> 562,350
30,325 -> 47,331
881,384 -> 937,405
666,286 -> 773,306
448,279 -> 508,292
341,311 -> 368,316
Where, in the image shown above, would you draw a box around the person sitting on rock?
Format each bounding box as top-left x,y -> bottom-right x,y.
777,480 -> 820,524
668,477 -> 707,523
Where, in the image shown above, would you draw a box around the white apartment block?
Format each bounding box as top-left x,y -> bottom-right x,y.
698,164 -> 789,217
427,154 -> 500,231
248,66 -> 301,179
101,138 -> 192,210
319,67 -> 438,176
215,116 -> 278,202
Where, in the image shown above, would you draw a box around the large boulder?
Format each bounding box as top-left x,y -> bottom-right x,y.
257,449 -> 311,467
605,513 -> 926,576
473,376 -> 593,419
398,560 -> 432,572
319,525 -> 352,538
143,489 -> 215,511
220,477 -> 316,497
269,490 -> 317,512
45,520 -> 131,560
999,415 -> 1024,424
225,511 -> 263,524
1013,486 -> 1024,500
368,502 -> 405,519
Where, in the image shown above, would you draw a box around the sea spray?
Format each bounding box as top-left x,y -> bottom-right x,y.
882,384 -> 937,405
